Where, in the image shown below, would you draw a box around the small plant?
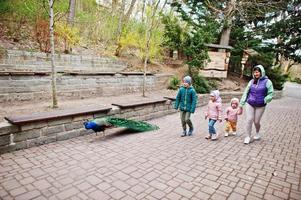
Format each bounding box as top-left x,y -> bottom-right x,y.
0,46 -> 7,59
168,76 -> 181,90
34,18 -> 51,53
208,79 -> 218,90
56,22 -> 80,53
293,77 -> 301,84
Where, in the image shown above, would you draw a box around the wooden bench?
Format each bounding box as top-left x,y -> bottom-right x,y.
5,105 -> 112,125
112,98 -> 167,109
163,96 -> 176,101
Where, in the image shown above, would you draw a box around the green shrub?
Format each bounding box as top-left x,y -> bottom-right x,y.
207,79 -> 218,90
266,67 -> 288,90
293,77 -> 301,84
168,76 -> 181,90
192,74 -> 211,94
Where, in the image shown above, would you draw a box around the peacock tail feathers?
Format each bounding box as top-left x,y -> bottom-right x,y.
106,117 -> 159,132
84,117 -> 159,132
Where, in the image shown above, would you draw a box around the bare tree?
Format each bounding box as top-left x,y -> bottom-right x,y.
142,0 -> 168,97
124,0 -> 137,21
141,0 -> 146,22
67,0 -> 76,25
114,0 -> 126,56
49,0 -> 58,108
112,0 -> 118,14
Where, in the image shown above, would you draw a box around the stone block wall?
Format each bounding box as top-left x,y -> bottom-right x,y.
0,100 -> 176,154
0,50 -> 127,72
0,73 -> 171,103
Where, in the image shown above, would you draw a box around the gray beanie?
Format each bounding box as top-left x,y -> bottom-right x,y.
183,76 -> 192,85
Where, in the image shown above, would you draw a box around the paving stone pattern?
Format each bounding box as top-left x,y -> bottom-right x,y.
0,97 -> 300,200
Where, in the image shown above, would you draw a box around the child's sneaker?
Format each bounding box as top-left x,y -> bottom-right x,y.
187,128 -> 193,136
253,133 -> 261,140
224,132 -> 229,137
181,130 -> 187,137
205,134 -> 211,139
232,132 -> 237,136
244,136 -> 251,144
211,134 -> 218,140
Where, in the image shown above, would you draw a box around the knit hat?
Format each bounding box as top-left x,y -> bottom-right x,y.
183,76 -> 192,85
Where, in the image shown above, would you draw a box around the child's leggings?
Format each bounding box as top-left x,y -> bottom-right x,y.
225,121 -> 237,132
180,111 -> 193,131
245,103 -> 266,137
208,119 -> 217,135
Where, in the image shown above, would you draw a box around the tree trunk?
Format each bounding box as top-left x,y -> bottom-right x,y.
218,21 -> 231,52
112,0 -> 118,14
124,0 -> 137,22
114,0 -> 126,57
219,0 -> 235,52
219,26 -> 231,46
141,0 -> 146,22
142,31 -> 150,97
49,0 -> 58,108
67,0 -> 76,25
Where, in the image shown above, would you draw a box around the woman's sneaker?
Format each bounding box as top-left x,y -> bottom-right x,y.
224,132 -> 229,137
232,132 -> 237,136
244,136 -> 251,144
253,133 -> 261,140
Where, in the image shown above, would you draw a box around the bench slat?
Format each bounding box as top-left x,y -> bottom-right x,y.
112,98 -> 166,109
5,105 -> 112,125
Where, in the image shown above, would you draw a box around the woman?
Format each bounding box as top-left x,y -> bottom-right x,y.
239,65 -> 274,144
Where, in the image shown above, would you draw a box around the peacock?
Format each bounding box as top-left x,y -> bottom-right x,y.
84,117 -> 159,133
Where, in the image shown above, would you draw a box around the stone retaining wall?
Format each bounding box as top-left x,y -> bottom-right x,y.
0,73 -> 171,103
0,100 -> 176,154
0,50 -> 127,72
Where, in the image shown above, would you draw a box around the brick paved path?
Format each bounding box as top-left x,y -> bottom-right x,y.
1,97 -> 301,200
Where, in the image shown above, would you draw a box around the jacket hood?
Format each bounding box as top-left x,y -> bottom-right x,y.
210,90 -> 222,103
253,65 -> 266,79
230,98 -> 239,105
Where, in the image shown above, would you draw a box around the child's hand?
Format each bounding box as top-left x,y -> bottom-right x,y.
225,118 -> 228,121
219,119 -> 222,123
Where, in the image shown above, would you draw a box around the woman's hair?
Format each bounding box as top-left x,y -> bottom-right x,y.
253,66 -> 261,72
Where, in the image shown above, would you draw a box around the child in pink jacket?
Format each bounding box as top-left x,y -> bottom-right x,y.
205,90 -> 222,140
224,98 -> 243,137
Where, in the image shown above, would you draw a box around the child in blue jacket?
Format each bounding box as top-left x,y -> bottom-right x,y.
174,76 -> 197,137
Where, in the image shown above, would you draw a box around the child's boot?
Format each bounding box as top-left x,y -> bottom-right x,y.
211,134 -> 218,140
232,131 -> 237,136
181,130 -> 187,137
187,128 -> 194,136
205,134 -> 211,139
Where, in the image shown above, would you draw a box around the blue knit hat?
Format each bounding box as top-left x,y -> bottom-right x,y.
183,76 -> 192,85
